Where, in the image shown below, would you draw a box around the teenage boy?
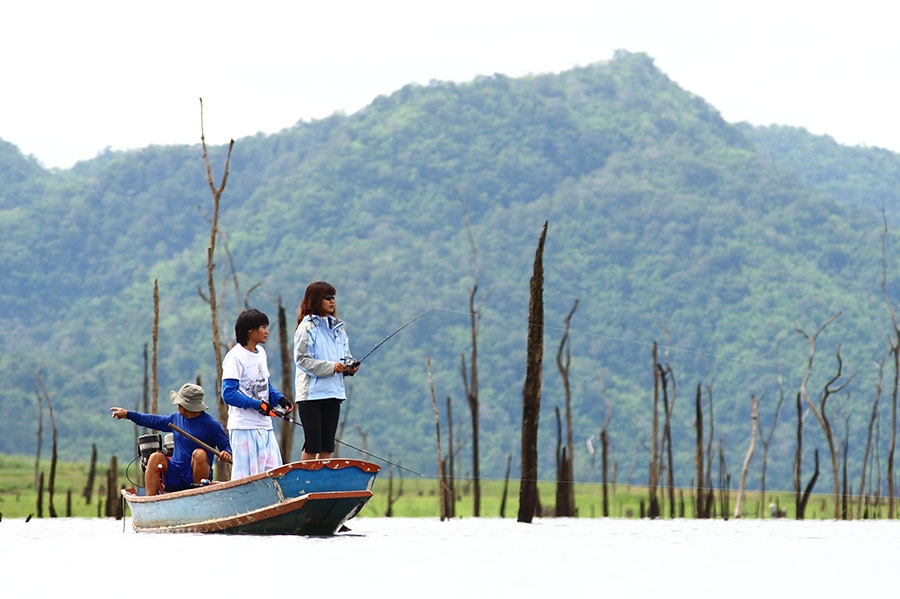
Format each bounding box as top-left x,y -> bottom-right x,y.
222,308 -> 292,478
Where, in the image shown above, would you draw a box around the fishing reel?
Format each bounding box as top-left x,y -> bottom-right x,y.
341,357 -> 359,376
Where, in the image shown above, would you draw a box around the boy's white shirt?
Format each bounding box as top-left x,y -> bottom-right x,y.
222,344 -> 273,430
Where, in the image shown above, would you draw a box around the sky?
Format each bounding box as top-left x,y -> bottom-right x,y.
1,0 -> 898,169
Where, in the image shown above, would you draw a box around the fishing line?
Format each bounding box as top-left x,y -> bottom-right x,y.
367,469 -> 878,503
413,307 -> 893,392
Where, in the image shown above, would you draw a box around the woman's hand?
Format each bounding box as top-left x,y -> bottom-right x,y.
333,361 -> 346,374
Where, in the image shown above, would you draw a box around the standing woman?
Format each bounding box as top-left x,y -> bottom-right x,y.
293,281 -> 359,461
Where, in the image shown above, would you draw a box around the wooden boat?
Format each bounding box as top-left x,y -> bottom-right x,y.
122,459 -> 380,535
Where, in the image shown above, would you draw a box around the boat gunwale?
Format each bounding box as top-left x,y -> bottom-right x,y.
122,458 -> 380,503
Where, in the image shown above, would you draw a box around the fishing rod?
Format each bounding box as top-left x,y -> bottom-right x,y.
343,309 -> 434,369
273,412 -> 423,477
169,423 -> 232,462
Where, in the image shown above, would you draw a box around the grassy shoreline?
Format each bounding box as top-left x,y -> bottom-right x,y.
1,453 -> 884,521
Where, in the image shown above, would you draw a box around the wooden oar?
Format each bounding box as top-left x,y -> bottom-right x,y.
169,423 -> 226,460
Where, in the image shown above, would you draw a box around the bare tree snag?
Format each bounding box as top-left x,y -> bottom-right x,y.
859,352 -> 888,518
555,300 -> 578,517
151,279 -> 159,414
694,382 -> 705,518
500,453 -> 512,517
759,354 -> 784,518
106,455 -> 119,518
881,208 -> 899,519
718,435 -> 729,520
554,406 -> 572,517
734,394 -> 759,518
659,331 -> 678,517
427,356 -> 450,520
841,411 -> 850,519
33,384 -> 43,491
35,374 -> 58,517
458,194 -> 488,518
798,449 -> 820,519
199,97 -> 235,441
793,391 -> 805,519
599,383 -> 613,518
658,365 -> 676,516
446,396 -> 456,517
703,366 -> 716,517
518,221 -> 547,524
84,443 -> 97,505
384,460 -> 404,517
142,343 -> 149,432
37,471 -> 44,518
648,341 -> 661,518
796,313 -> 854,519
277,298 -> 294,462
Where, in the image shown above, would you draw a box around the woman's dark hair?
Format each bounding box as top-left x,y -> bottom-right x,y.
297,281 -> 337,327
235,308 -> 269,346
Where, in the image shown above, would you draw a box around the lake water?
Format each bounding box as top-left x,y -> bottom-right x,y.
2,516 -> 898,595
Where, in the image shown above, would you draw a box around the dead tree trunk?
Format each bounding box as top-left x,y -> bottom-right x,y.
384,462 -> 404,517
760,360 -> 785,518
151,279 -> 159,414
518,221 -> 547,524
84,444 -> 97,505
459,193 -> 487,518
37,471 -> 44,518
694,382 -> 705,518
882,208 -> 900,519
659,333 -> 677,517
277,298 -> 294,462
199,98 -> 235,482
859,353 -> 888,518
142,343 -> 149,425
427,356 -> 450,521
794,391 -> 805,519
796,313 -> 854,519
718,437 -> 729,520
35,374 -> 58,518
734,394 -> 759,518
648,341 -> 661,519
798,449 -> 820,519
500,453 -> 512,518
841,414 -> 850,520
33,384 -> 43,491
106,455 -> 118,518
460,352 -> 480,517
554,300 -> 578,517
554,407 -> 573,517
446,396 -> 456,518
658,363 -> 676,517
703,369 -> 716,518
600,385 -> 613,518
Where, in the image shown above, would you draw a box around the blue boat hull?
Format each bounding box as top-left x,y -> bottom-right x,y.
123,459 -> 380,535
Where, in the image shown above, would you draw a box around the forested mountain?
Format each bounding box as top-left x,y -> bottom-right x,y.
3,51 -> 900,494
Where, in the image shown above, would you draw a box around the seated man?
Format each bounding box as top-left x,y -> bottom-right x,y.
111,383 -> 232,494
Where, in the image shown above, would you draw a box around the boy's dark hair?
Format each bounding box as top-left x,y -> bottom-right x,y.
235,308 -> 269,346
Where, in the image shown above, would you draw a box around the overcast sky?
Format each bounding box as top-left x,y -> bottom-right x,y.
1,0 -> 897,169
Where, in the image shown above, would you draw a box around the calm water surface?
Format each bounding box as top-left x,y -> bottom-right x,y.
2,516 -> 898,595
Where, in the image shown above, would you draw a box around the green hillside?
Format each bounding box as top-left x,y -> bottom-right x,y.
2,51 -> 900,495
